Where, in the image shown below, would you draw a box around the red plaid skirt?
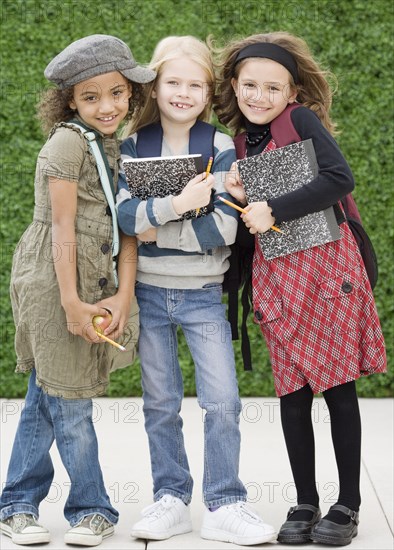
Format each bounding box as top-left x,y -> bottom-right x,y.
252,222 -> 387,396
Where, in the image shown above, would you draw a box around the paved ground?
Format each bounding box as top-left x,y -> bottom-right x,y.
0,397 -> 393,549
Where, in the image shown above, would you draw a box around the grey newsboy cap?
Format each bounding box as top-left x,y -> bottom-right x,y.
44,34 -> 156,89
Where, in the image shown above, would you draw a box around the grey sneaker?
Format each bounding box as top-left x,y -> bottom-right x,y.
64,514 -> 114,546
0,513 -> 50,545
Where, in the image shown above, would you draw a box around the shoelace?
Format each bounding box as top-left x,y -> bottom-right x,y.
229,502 -> 264,523
74,514 -> 111,535
9,514 -> 37,531
141,495 -> 175,519
13,515 -> 26,529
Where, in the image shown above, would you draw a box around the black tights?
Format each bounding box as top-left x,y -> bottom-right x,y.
280,381 -> 361,522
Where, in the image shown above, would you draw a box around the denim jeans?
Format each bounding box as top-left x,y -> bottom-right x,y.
0,370 -> 118,526
135,282 -> 247,508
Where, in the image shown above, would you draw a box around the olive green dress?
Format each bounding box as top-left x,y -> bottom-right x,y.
10,122 -> 139,398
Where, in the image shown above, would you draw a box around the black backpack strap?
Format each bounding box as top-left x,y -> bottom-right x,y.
240,275 -> 253,371
226,243 -> 240,340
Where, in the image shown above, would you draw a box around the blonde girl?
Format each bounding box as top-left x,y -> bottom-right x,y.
116,35 -> 276,546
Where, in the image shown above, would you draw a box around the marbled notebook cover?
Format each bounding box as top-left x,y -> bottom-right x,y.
123,154 -> 205,220
237,139 -> 341,260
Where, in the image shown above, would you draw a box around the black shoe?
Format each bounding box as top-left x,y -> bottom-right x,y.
277,504 -> 321,544
310,504 -> 359,546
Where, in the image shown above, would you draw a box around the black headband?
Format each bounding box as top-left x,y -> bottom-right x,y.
234,43 -> 299,84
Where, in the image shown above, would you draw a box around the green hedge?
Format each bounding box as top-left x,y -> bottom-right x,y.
1,0 -> 392,397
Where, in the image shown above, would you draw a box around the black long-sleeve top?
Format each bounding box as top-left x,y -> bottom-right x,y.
245,105 -> 355,224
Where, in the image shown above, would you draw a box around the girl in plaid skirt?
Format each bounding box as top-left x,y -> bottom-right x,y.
215,31 -> 386,546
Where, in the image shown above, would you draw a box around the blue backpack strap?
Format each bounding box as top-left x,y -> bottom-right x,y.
136,123 -> 163,157
68,119 -> 116,198
67,119 -> 119,286
189,120 -> 216,167
136,120 -> 215,166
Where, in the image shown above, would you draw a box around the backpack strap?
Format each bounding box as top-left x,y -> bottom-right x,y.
233,104 -> 301,157
189,120 -> 216,167
136,123 -> 163,157
67,121 -> 119,286
137,120 -> 216,168
240,278 -> 252,371
234,132 -> 247,159
341,194 -> 378,288
270,103 -> 302,146
341,193 -> 362,224
225,245 -> 240,340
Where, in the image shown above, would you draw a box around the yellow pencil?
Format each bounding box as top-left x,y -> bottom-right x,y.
196,156 -> 214,217
205,156 -> 213,175
218,195 -> 248,214
217,196 -> 284,234
95,330 -> 126,351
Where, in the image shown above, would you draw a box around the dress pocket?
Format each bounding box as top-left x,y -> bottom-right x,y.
253,299 -> 283,324
253,298 -> 298,343
317,267 -> 362,333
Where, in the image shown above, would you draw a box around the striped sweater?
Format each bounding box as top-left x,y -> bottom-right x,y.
116,127 -> 237,289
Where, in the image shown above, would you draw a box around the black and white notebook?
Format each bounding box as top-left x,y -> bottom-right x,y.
237,139 -> 341,260
123,154 -> 205,220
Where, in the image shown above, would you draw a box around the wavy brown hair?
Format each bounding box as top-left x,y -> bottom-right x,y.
36,82 -> 147,135
212,32 -> 338,136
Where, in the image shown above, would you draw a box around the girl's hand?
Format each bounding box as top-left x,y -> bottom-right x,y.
241,202 -> 276,234
224,162 -> 246,204
62,299 -> 110,343
172,172 -> 215,215
138,228 -> 157,242
97,294 -> 133,341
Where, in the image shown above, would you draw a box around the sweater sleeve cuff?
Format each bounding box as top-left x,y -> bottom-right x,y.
267,198 -> 283,224
153,196 -> 181,225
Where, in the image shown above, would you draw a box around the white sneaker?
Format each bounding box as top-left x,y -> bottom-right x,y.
0,513 -> 50,545
201,501 -> 277,546
64,514 -> 114,546
131,494 -> 192,540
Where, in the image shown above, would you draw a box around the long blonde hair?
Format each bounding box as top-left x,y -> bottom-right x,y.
213,32 -> 338,135
123,35 -> 215,137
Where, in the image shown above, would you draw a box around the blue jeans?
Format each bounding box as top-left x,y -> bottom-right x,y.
135,282 -> 247,508
0,370 -> 118,526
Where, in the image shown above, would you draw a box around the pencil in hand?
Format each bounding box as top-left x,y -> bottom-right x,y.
196,156 -> 214,217
95,330 -> 126,351
92,314 -> 126,351
217,195 -> 248,214
217,196 -> 284,234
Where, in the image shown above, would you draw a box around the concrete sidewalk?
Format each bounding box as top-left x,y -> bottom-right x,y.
0,397 -> 393,549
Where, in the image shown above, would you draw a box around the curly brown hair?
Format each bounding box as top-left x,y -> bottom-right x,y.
36,82 -> 147,135
212,31 -> 337,136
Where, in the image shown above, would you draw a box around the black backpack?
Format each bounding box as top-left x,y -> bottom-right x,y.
225,104 -> 378,370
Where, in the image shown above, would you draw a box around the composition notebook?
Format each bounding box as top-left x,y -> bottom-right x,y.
123,154 -> 206,220
236,139 -> 341,260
